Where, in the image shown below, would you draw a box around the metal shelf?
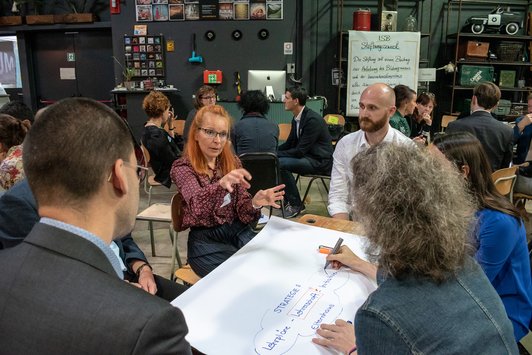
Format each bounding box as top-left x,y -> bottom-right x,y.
456,60 -> 532,66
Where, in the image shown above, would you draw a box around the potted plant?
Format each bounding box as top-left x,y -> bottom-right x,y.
17,0 -> 54,25
54,0 -> 103,24
0,1 -> 23,26
113,56 -> 135,90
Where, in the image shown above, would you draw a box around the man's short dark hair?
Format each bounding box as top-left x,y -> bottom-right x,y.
23,98 -> 134,206
286,86 -> 308,106
473,82 -> 500,110
238,90 -> 270,115
0,101 -> 34,123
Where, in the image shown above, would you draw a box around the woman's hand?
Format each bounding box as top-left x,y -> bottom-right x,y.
252,184 -> 285,209
219,168 -> 252,192
422,113 -> 432,126
312,319 -> 356,354
327,245 -> 377,280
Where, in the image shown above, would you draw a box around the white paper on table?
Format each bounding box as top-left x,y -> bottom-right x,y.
172,217 -> 377,355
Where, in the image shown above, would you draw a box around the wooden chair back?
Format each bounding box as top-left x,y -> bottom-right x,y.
278,123 -> 292,141
171,193 -> 186,233
140,144 -> 151,167
441,115 -> 458,132
491,166 -> 517,201
165,119 -> 186,136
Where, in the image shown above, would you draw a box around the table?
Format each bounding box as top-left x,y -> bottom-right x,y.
172,217 -> 375,355
298,213 -> 364,235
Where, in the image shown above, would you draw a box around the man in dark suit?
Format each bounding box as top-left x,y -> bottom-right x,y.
446,82 -> 513,171
278,86 -> 333,218
0,98 -> 191,354
0,179 -> 186,301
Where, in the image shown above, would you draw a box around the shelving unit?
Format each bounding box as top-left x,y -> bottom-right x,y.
335,0 -> 433,114
445,0 -> 532,118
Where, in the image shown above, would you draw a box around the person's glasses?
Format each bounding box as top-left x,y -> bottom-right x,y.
198,127 -> 228,140
124,161 -> 148,182
201,95 -> 216,101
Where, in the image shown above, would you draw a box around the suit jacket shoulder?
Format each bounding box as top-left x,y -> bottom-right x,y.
0,224 -> 191,354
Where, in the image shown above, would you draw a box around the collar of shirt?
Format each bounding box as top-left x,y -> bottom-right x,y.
40,217 -> 124,279
294,106 -> 305,122
361,124 -> 397,148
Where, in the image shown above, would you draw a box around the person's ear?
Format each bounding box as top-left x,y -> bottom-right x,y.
461,164 -> 470,178
109,159 -> 129,195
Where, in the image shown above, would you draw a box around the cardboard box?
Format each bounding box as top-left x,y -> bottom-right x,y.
459,65 -> 494,87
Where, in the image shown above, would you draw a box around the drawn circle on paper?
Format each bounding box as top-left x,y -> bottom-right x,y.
205,30 -> 216,41
258,29 -> 269,40
232,29 -> 242,41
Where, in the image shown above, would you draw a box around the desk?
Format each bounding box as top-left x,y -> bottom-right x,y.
298,214 -> 364,235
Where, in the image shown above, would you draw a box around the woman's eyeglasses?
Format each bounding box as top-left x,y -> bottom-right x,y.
198,127 -> 228,140
201,95 -> 216,101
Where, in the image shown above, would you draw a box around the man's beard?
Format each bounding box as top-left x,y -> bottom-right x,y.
359,113 -> 388,133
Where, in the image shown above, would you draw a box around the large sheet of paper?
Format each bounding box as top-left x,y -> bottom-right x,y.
346,31 -> 420,116
172,217 -> 377,355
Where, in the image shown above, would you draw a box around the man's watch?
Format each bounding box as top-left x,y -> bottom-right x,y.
135,262 -> 153,277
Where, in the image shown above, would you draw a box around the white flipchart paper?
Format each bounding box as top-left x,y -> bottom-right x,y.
171,217 -> 377,355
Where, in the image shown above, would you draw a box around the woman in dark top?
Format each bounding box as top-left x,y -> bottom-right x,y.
141,91 -> 182,187
231,90 -> 279,155
171,105 -> 284,277
409,92 -> 435,141
183,85 -> 217,144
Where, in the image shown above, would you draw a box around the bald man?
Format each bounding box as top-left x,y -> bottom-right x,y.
328,83 -> 412,220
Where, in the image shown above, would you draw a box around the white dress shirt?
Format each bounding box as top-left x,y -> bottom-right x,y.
327,126 -> 412,217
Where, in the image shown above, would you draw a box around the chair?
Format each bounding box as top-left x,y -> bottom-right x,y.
135,197 -> 173,261
165,119 -> 186,136
140,144 -> 173,206
491,166 -> 517,203
278,123 -> 292,142
296,173 -> 330,207
239,152 -> 285,218
324,114 -> 346,145
440,115 -> 458,132
171,193 -> 201,285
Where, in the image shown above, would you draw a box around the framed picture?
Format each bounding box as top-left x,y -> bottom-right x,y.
136,5 -> 153,21
153,4 -> 169,21
169,4 -> 184,21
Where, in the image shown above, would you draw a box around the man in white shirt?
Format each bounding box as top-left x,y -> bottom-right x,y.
328,83 -> 411,220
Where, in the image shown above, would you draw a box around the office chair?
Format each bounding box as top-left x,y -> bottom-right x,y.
239,152 -> 285,218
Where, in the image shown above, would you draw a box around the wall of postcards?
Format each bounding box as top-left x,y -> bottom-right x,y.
124,35 -> 165,79
135,0 -> 283,22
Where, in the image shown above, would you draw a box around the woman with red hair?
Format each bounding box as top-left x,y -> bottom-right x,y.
170,105 -> 284,276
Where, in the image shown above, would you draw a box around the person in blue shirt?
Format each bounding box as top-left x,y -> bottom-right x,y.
433,131 -> 532,344
513,93 -> 532,195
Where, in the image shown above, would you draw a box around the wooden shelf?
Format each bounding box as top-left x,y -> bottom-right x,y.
448,33 -> 532,41
456,60 -> 531,66
0,21 -> 111,33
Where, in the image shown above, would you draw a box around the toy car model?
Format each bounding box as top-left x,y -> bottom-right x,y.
464,6 -> 522,35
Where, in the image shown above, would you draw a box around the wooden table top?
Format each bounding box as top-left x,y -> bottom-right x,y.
297,214 -> 365,235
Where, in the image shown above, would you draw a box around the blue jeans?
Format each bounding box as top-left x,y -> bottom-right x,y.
279,157 -> 316,207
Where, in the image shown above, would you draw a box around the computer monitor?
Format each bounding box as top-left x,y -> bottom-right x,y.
247,70 -> 286,101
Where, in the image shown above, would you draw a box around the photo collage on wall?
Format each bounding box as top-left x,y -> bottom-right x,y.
124,35 -> 165,78
135,0 -> 283,22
